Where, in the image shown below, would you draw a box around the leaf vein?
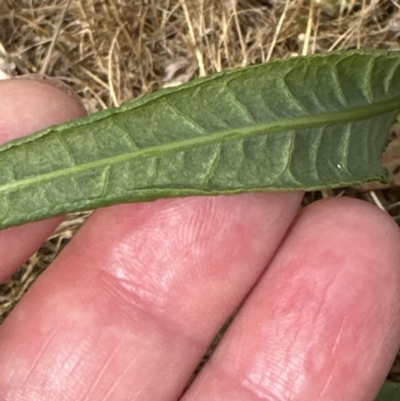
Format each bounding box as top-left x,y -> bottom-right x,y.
100,165 -> 111,197
163,99 -> 208,133
202,143 -> 222,186
383,58 -> 400,95
224,82 -> 257,123
331,62 -> 348,106
363,58 -> 374,103
282,74 -> 310,114
110,114 -> 140,149
55,131 -> 77,165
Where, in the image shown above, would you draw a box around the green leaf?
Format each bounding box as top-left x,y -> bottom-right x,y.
376,381 -> 400,401
1,49 -> 400,229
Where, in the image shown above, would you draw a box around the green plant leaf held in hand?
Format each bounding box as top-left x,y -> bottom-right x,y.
1,49 -> 400,229
376,380 -> 400,401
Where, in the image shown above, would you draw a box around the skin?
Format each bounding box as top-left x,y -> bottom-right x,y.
0,78 -> 399,401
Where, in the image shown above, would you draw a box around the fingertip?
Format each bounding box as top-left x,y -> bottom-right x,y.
300,196 -> 400,263
302,196 -> 398,228
0,75 -> 86,143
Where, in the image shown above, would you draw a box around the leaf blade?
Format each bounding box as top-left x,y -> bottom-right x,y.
375,381 -> 400,401
1,49 -> 400,229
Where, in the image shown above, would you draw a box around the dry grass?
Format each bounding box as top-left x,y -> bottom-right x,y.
1,0 -> 400,384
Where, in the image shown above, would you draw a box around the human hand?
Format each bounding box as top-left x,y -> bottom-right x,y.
0,77 -> 399,401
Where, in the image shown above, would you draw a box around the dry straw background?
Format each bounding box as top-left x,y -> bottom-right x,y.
1,0 -> 400,383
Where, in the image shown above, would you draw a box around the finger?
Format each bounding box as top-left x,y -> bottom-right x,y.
183,197 -> 400,401
0,77 -> 86,281
0,192 -> 303,400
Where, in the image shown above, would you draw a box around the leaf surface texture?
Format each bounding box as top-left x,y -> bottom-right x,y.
1,50 -> 400,228
376,381 -> 400,401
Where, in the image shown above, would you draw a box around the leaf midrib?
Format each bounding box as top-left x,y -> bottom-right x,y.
3,94 -> 400,195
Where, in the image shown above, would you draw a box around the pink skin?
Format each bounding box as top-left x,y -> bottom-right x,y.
0,78 -> 399,400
